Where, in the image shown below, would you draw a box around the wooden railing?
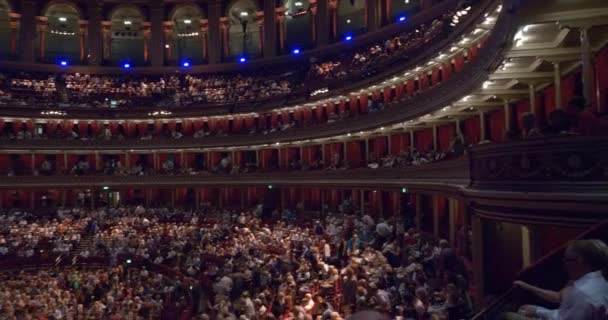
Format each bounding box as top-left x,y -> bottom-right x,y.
0,0 -> 497,119
472,220 -> 608,320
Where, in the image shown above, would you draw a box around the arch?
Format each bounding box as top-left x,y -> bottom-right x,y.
337,0 -> 366,39
108,4 -> 146,66
41,1 -> 81,63
170,3 -> 206,64
284,0 -> 313,51
226,0 -> 260,59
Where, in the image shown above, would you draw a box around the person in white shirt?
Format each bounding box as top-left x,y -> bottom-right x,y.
508,239 -> 608,320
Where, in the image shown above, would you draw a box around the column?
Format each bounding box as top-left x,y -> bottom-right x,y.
256,13 -> 265,55
364,138 -> 370,163
321,143 -> 326,166
433,196 -> 439,238
366,0 -> 378,32
315,0 -> 329,46
143,23 -> 152,63
471,215 -> 485,310
503,99 -> 511,131
79,22 -> 88,63
310,0 -> 318,43
528,83 -> 536,115
415,194 -> 422,231
479,111 -> 486,141
360,189 -> 365,214
329,0 -> 338,42
207,2 -> 222,63
432,125 -> 438,151
36,17 -> 48,61
200,20 -> 209,61
408,130 -> 415,152
263,0 -> 277,57
150,0 -> 165,67
580,27 -> 594,106
220,17 -> 230,58
343,141 -> 348,163
87,0 -> 103,65
380,0 -> 390,26
455,119 -> 462,137
9,13 -> 21,57
101,21 -> 112,61
553,62 -> 562,109
19,0 -> 37,62
276,8 -> 286,53
521,225 -> 541,268
448,199 -> 456,245
31,154 -> 35,175
163,22 -> 174,64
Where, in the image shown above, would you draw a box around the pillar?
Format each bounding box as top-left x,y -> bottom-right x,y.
143,23 -> 152,63
207,2 -> 222,63
9,13 -> 20,57
220,17 -> 230,59
364,138 -> 370,163
87,1 -> 103,65
521,225 -> 541,268
163,22 -> 174,64
19,0 -> 37,62
315,0 -> 330,46
503,99 -> 511,131
276,8 -> 286,53
79,22 -> 88,63
553,62 -> 562,109
379,0 -> 390,26
264,0 -> 277,57
36,17 -> 48,61
256,13 -> 265,54
366,0 -> 378,32
329,0 -> 338,42
580,27 -> 594,106
409,130 -> 415,152
479,111 -> 486,141
101,21 -> 112,61
415,194 -> 422,231
448,199 -> 457,246
433,195 -> 440,238
471,215 -> 485,310
150,0 -> 165,66
200,20 -> 209,61
432,125 -> 438,151
528,83 -> 536,115
360,189 -> 365,215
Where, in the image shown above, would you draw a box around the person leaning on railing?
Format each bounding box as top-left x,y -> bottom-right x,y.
503,239 -> 608,320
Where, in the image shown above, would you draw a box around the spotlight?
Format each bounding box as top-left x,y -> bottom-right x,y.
239,56 -> 247,63
399,16 -> 406,22
345,35 -> 353,41
182,61 -> 191,67
59,60 -> 68,66
292,48 -> 300,55
123,63 -> 131,69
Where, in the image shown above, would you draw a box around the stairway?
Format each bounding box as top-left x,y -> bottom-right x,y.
74,234 -> 95,256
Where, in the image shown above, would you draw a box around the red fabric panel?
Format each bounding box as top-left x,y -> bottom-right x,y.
232,117 -> 242,132
349,96 -> 358,114
396,83 -> 405,99
442,63 -> 452,80
419,74 -> 427,90
538,225 -> 584,257
431,68 -> 440,86
454,54 -> 465,72
351,189 -> 360,209
271,112 -> 279,127
415,129 -> 433,152
360,95 -> 368,113
489,109 -> 505,142
562,73 -> 577,112
383,87 -> 392,104
373,137 -> 388,159
338,100 -> 346,113
464,117 -> 481,145
302,108 -> 312,124
543,85 -> 557,118
594,45 -> 608,113
390,134 -> 403,155
346,141 -> 362,168
406,80 -> 415,97
470,45 -> 479,59
438,124 -> 455,151
516,99 -> 531,129
315,105 -> 325,121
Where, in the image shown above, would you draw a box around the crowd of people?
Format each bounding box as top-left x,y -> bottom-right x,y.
0,1 -> 473,110
0,205 -> 473,319
0,266 -> 191,319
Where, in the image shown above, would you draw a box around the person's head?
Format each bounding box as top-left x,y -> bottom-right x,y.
548,109 -> 571,133
521,112 -> 536,132
568,96 -> 587,113
563,239 -> 608,280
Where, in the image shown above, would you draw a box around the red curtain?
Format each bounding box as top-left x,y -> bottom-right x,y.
438,124 -> 455,151
595,45 -> 608,113
419,73 -> 428,91
360,95 -> 368,113
373,137 -> 388,159
543,85 -> 557,118
396,83 -> 405,99
562,73 -> 577,112
349,96 -> 359,114
515,99 -> 531,129
464,117 -> 480,145
384,87 -> 392,104
454,54 -> 465,72
415,128 -> 434,152
390,134 -> 403,155
431,68 -> 440,86
346,141 -> 362,168
489,109 -> 505,143
442,63 -> 452,81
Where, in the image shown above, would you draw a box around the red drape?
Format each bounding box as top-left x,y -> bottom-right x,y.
346,141 -> 362,168
464,117 -> 481,145
406,80 -> 415,97
390,134 -> 403,155
562,73 -> 577,112
594,45 -> 608,113
415,128 -> 434,152
431,68 -> 440,86
360,95 -> 368,113
396,83 -> 405,99
438,124 -> 455,151
373,137 -> 388,159
442,63 -> 452,81
489,109 -> 505,142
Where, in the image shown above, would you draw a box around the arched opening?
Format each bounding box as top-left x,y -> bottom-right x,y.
390,0 -> 420,23
42,2 -> 81,64
226,0 -> 260,60
337,0 -> 365,40
284,0 -> 313,52
170,4 -> 206,65
109,5 -> 145,66
0,0 -> 11,60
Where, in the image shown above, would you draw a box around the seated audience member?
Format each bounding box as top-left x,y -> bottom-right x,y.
569,96 -> 608,136
521,112 -> 542,139
506,239 -> 608,320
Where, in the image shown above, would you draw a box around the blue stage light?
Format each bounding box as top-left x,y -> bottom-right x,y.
399,16 -> 406,22
292,48 -> 301,54
59,60 -> 68,66
182,61 -> 190,67
239,56 -> 247,63
123,63 -> 131,69
345,35 -> 353,41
